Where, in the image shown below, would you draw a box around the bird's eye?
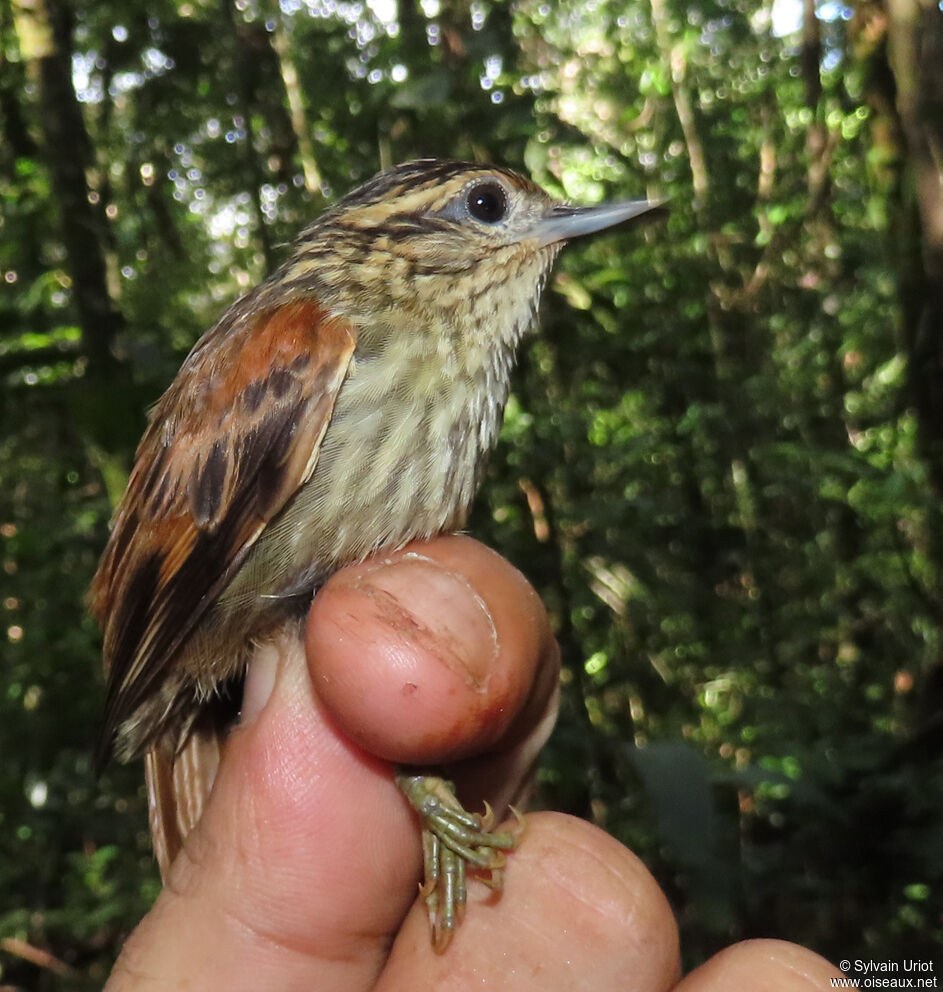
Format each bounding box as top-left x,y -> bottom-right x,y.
466,181 -> 509,224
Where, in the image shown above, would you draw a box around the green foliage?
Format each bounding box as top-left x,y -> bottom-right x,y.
2,0 -> 942,983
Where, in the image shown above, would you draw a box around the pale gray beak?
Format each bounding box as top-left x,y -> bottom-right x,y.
533,199 -> 666,248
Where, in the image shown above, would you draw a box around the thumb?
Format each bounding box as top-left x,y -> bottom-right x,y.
107,630 -> 416,991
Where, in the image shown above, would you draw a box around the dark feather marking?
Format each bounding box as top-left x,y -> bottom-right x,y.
96,551 -> 162,768
411,258 -> 478,276
250,402 -> 307,509
141,444 -> 171,513
151,472 -> 173,516
105,508 -> 139,581
190,440 -> 228,529
242,379 -> 267,413
142,441 -> 168,488
377,214 -> 454,240
268,368 -> 294,399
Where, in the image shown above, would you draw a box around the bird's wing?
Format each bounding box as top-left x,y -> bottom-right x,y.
90,298 -> 356,765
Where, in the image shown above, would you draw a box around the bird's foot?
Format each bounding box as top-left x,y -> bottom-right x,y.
396,773 -> 524,952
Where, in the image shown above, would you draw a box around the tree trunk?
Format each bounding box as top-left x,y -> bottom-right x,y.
14,0 -> 125,378
884,0 -> 943,496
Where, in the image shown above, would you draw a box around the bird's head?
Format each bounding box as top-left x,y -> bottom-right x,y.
278,159 -> 663,346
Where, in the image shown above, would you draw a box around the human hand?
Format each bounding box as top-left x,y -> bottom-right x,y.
104,535 -> 841,991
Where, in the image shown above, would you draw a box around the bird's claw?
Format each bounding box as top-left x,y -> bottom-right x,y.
397,773 -> 522,952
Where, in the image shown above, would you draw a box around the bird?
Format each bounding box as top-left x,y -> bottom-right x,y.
90,158 -> 663,949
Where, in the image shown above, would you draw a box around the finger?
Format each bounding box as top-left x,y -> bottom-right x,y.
307,534 -> 560,812
375,813 -> 681,992
675,940 -> 843,992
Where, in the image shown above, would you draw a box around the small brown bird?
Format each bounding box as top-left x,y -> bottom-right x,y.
91,158 -> 661,947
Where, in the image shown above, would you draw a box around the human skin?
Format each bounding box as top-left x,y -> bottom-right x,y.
104,535 -> 842,991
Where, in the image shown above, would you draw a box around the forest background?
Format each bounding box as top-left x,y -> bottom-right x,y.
1,0 -> 942,986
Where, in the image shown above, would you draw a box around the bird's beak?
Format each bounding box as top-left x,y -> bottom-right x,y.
532,199 -> 667,248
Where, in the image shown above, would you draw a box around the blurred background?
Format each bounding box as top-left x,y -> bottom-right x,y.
1,0 -> 942,985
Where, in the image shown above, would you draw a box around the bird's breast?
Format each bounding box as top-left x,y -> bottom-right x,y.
218,313 -> 514,610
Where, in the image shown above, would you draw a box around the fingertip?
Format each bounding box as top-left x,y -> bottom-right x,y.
676,939 -> 844,992
307,536 -> 552,765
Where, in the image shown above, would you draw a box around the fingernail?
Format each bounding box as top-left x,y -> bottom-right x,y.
239,639 -> 280,725
351,553 -> 499,687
